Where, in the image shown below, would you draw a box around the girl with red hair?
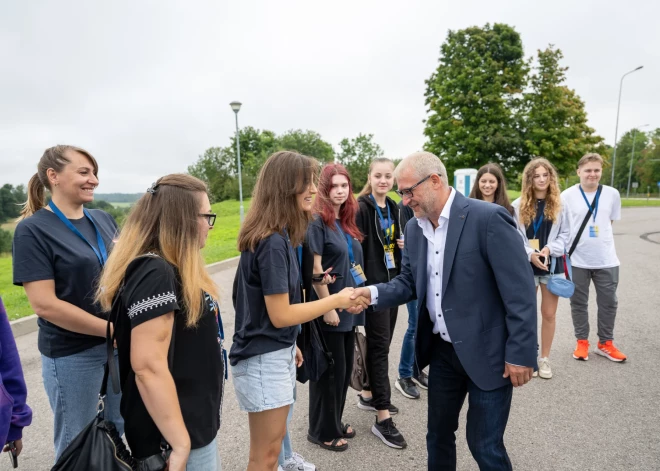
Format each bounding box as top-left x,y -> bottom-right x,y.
306,163 -> 365,452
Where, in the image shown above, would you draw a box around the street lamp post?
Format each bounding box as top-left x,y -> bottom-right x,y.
626,124 -> 649,198
610,66 -> 643,187
230,101 -> 244,224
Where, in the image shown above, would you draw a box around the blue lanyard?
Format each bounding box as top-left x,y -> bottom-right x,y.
283,229 -> 303,291
335,221 -> 355,265
212,298 -> 228,380
532,208 -> 544,238
48,201 -> 108,266
579,186 -> 601,223
370,195 -> 392,245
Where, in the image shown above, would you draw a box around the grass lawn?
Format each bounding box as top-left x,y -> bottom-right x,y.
110,202 -> 133,208
0,256 -> 33,320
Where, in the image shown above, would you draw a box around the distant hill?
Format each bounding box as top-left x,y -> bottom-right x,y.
94,193 -> 142,203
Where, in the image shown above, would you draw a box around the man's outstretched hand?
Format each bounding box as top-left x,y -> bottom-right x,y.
346,287 -> 372,314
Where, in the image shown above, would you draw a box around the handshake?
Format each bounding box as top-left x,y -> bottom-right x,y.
334,287 -> 372,314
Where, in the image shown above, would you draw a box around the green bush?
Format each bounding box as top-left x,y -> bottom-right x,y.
0,228 -> 11,254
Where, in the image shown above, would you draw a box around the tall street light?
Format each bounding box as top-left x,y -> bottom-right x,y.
610,65 -> 643,187
230,101 -> 245,223
626,124 -> 649,198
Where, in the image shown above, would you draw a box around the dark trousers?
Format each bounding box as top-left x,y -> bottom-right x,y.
364,306 -> 398,410
428,339 -> 513,471
308,330 -> 355,442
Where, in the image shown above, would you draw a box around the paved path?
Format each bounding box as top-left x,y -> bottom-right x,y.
11,208 -> 660,471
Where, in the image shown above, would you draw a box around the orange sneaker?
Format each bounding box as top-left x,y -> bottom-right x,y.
595,340 -> 627,362
573,339 -> 590,361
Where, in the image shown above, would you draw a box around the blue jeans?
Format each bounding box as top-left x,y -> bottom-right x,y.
41,343 -> 123,460
278,391 -> 295,466
398,300 -> 420,379
427,340 -> 513,470
187,437 -> 221,470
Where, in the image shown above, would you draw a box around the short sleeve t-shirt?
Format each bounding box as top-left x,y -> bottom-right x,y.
229,232 -> 301,365
114,255 -> 224,458
306,217 -> 365,332
12,208 -> 119,358
524,200 -> 564,276
561,184 -> 621,269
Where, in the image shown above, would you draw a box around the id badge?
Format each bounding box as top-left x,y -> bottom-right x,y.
529,239 -> 540,251
385,250 -> 396,269
350,263 -> 367,285
589,225 -> 599,238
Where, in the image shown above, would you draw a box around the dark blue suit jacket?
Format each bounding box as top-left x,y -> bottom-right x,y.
374,191 -> 537,391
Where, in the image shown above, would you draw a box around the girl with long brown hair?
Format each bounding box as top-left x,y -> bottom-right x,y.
512,158 -> 570,379
469,163 -> 515,216
306,163 -> 365,452
12,145 -> 123,461
229,151 -> 368,471
96,173 -> 224,470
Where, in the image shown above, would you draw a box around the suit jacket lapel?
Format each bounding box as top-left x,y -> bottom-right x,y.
442,193 -> 470,296
417,231 -> 428,303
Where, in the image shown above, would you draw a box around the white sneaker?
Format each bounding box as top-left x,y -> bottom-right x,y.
538,357 -> 552,379
281,452 -> 316,471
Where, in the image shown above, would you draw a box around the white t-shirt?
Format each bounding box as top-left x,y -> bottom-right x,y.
561,184 -> 621,269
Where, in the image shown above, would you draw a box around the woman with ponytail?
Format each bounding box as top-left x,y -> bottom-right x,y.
12,145 -> 123,460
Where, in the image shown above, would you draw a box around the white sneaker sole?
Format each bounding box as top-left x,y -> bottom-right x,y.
411,376 -> 429,390
357,401 -> 376,412
394,381 -> 420,399
371,425 -> 406,449
572,353 -> 588,361
594,348 -> 626,362
538,370 -> 553,379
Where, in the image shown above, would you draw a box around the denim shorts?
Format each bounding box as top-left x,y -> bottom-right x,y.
535,272 -> 565,287
231,345 -> 296,413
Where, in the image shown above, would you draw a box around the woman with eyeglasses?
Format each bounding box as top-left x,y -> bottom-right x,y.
469,163 -> 515,216
12,145 -> 123,461
230,151 -> 368,471
96,174 -> 225,471
355,157 -> 407,450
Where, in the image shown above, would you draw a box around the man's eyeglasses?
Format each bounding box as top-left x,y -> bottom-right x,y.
395,174 -> 440,198
199,213 -> 217,227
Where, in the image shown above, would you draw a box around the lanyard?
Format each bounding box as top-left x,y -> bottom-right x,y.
370,195 -> 392,245
211,297 -> 228,380
579,186 -> 601,223
532,207 -> 544,239
283,229 -> 303,295
335,221 -> 355,265
48,201 -> 108,266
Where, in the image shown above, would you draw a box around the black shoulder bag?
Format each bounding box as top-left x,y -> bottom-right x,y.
52,265 -> 176,471
568,184 -> 602,257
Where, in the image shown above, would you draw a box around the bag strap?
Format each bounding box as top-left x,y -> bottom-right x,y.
568,185 -> 602,257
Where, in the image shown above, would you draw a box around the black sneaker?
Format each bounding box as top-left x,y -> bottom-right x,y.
371,417 -> 407,449
412,371 -> 429,390
357,394 -> 399,415
395,377 -> 420,399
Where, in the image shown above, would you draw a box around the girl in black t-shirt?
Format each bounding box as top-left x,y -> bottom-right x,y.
355,158 -> 407,449
230,151 -> 369,471
96,174 -> 224,471
469,163 -> 515,216
512,158 -> 570,380
306,163 -> 365,451
12,145 -> 122,461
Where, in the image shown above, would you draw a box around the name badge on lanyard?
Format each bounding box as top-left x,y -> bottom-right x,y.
370,195 -> 396,269
48,201 -> 108,266
336,222 -> 367,285
529,211 -> 544,251
579,186 -> 601,238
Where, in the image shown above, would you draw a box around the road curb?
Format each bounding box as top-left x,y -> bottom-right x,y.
9,255 -> 241,339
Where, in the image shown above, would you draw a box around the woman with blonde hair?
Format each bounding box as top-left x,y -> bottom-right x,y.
230,151 -> 368,471
96,174 -> 224,470
512,158 -> 570,379
12,145 -> 122,460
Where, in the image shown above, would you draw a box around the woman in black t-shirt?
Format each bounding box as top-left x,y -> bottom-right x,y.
12,145 -> 122,461
230,151 -> 369,471
96,174 -> 224,471
512,158 -> 570,380
306,163 -> 365,451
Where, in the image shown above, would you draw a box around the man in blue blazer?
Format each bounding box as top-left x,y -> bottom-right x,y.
352,152 -> 537,470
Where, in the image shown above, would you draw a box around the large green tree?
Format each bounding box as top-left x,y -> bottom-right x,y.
635,129 -> 660,193
277,129 -> 335,163
336,133 -> 384,190
523,47 -> 603,175
611,129 -> 650,192
424,23 -> 528,176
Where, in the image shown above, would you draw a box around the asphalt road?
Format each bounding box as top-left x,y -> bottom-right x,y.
8,207 -> 660,471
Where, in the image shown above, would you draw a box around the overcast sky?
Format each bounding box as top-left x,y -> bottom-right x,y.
1,0 -> 657,193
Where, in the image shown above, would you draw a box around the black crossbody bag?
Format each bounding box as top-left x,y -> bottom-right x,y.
568,185 -> 602,257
